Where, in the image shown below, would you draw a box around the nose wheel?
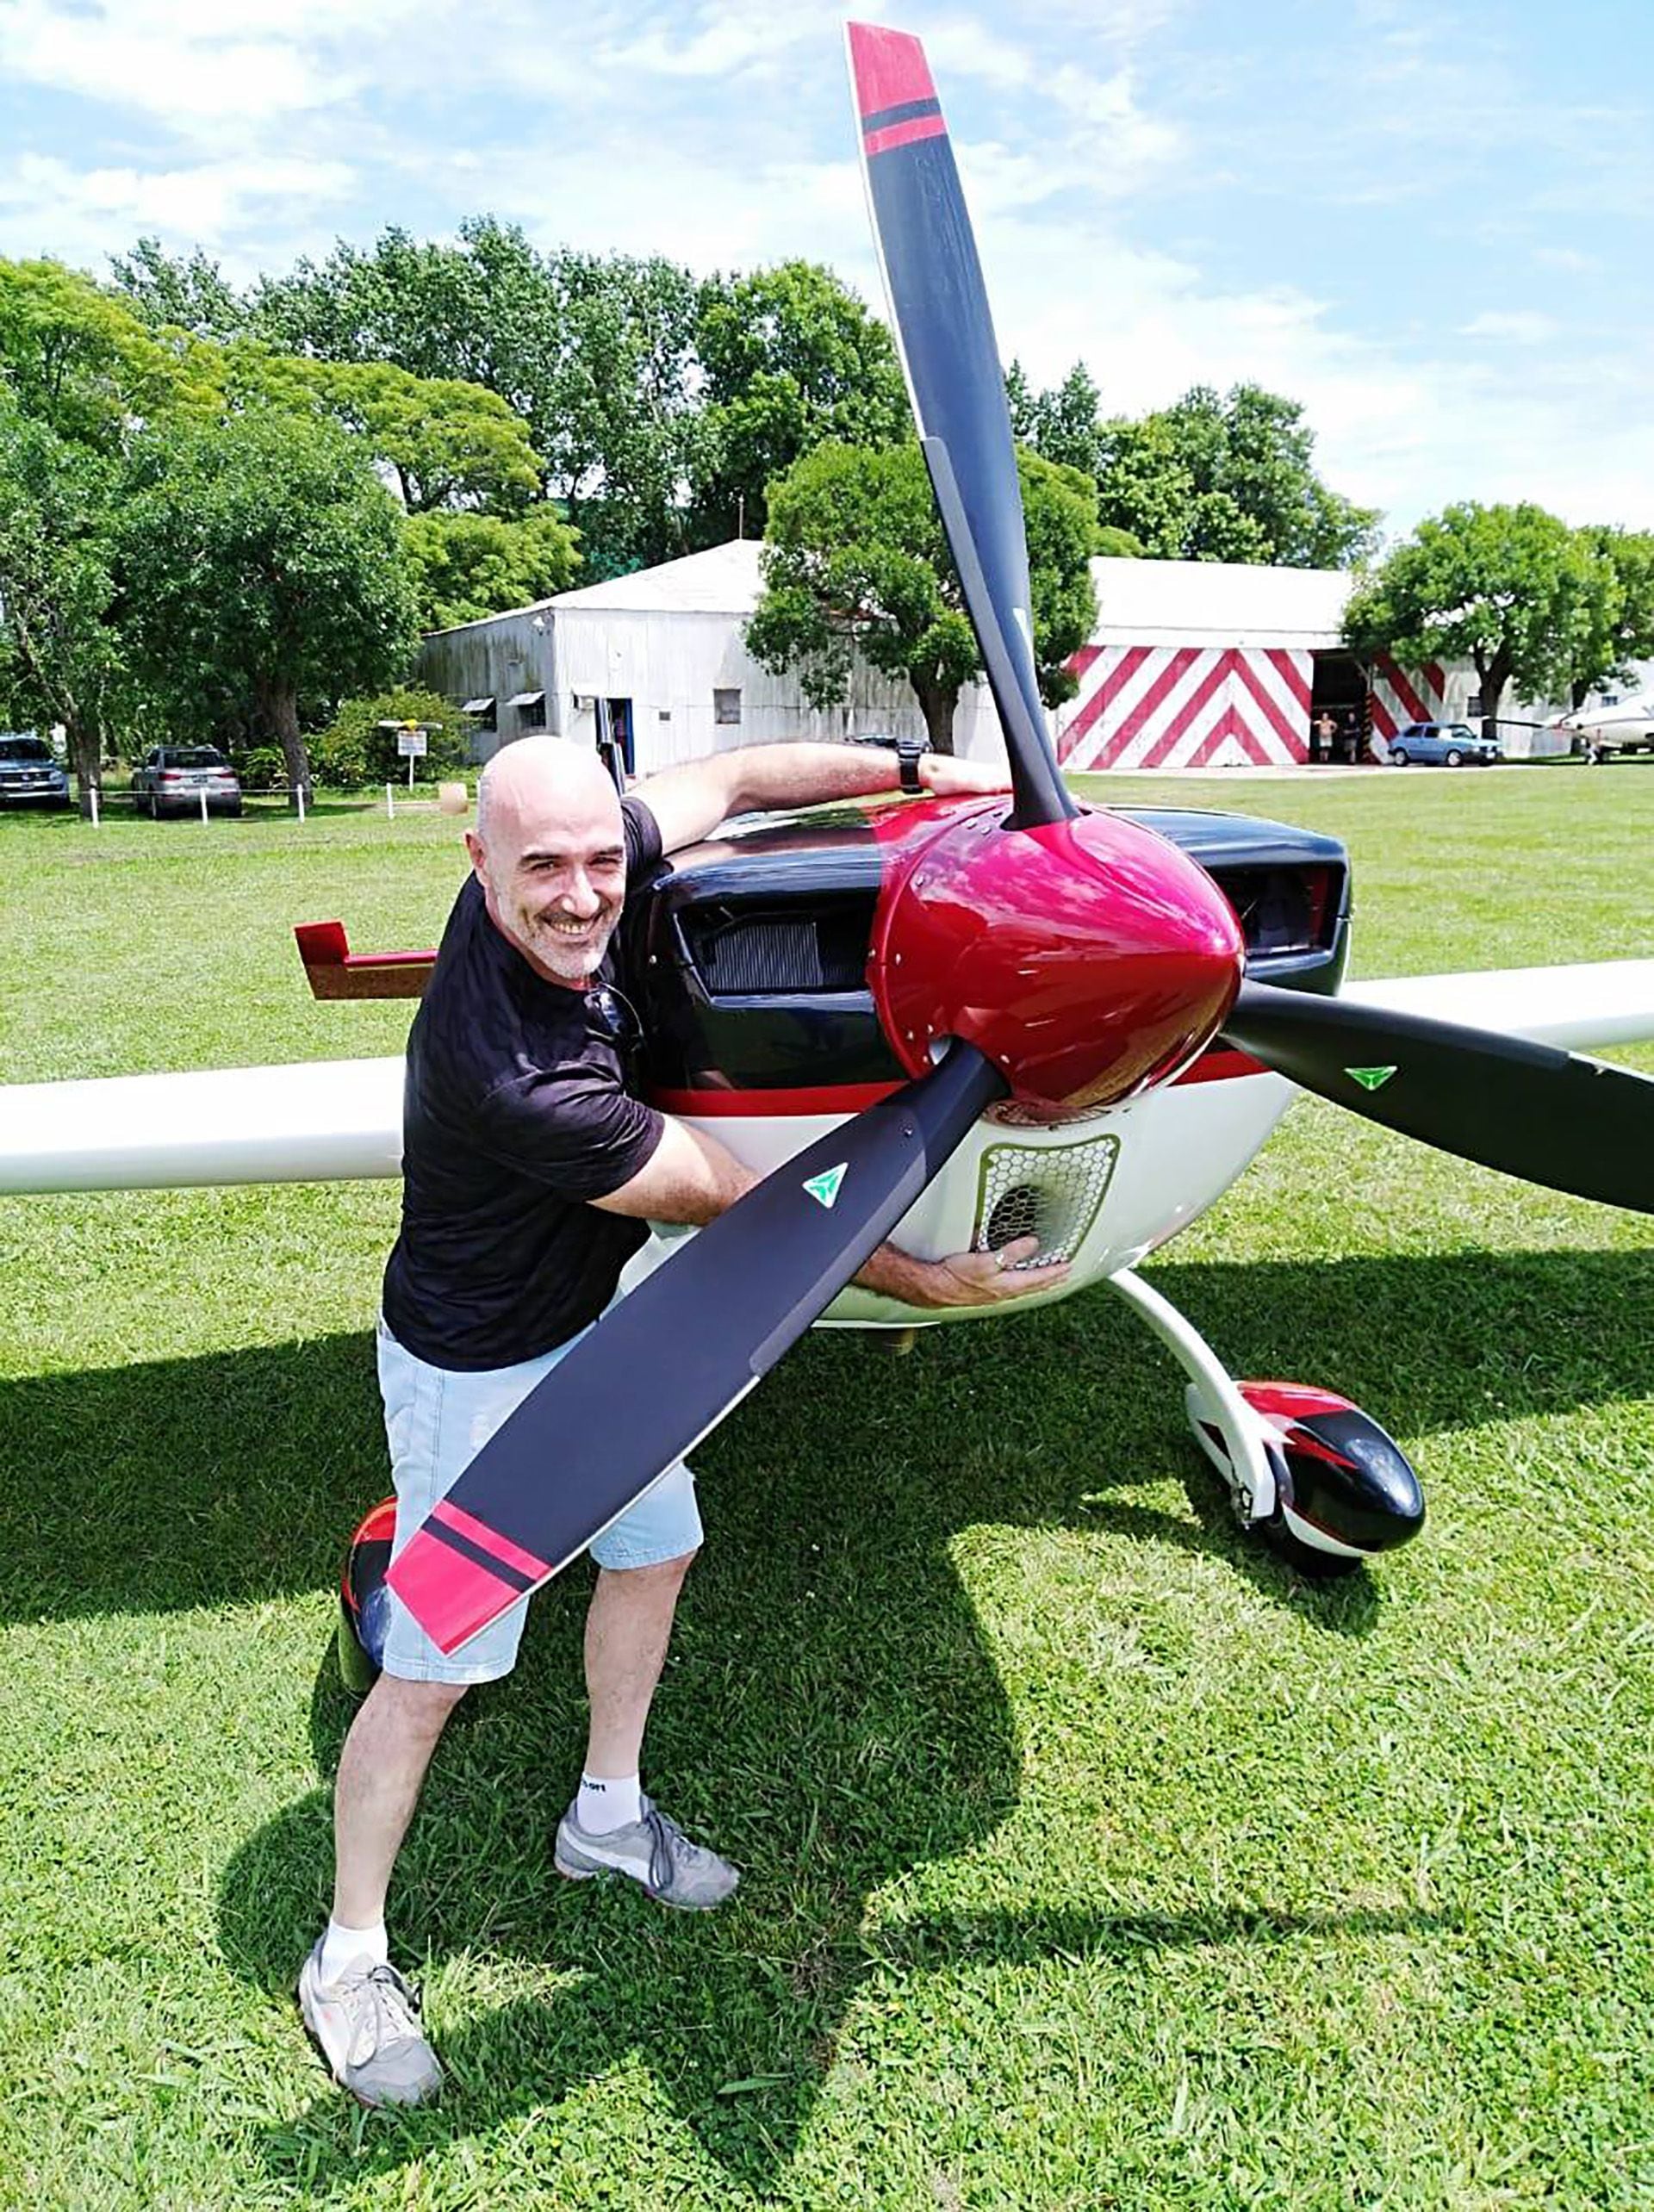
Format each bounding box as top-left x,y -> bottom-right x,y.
1104,1267 -> 1425,1577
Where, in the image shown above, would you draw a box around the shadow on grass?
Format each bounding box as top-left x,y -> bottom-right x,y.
4,1247 -> 1614,2189
132,1246 -> 1627,2196
221,1537 -> 1443,2201
2,1243 -> 1648,1643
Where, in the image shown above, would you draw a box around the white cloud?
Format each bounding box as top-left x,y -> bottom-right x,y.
0,149 -> 356,270
1458,310 -> 1560,344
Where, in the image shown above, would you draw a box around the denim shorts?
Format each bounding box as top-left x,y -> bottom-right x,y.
375,1313 -> 703,1686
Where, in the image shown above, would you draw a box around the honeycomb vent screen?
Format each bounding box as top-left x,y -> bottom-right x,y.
973,1135 -> 1122,1267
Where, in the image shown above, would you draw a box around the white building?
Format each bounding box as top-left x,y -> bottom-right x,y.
418,540 -> 1003,774
419,541 -> 1595,774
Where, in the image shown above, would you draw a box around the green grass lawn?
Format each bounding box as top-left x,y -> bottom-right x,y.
0,766 -> 1651,2210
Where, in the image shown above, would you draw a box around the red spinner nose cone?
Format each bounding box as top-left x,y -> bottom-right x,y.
868,803 -> 1244,1114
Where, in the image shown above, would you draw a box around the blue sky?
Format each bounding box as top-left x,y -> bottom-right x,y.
3,0 -> 1650,543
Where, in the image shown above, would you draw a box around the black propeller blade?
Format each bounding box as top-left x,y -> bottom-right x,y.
387,1043 -> 1006,1654
848,20 -> 1075,830
1224,980 -> 1654,1215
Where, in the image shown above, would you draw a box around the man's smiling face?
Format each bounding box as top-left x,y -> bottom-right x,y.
467,740 -> 627,988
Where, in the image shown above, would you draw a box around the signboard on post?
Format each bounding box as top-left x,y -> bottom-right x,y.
380,718 -> 439,791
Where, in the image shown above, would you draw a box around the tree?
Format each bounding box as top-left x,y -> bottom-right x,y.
1005,360 -> 1106,482
1568,526 -> 1654,707
108,237 -> 246,341
0,395 -> 129,809
0,257 -> 215,451
1343,502 -> 1610,727
225,348 -> 544,513
402,508 -> 581,631
1095,383 -> 1377,568
745,441 -> 1097,754
250,221 -> 702,579
115,411 -> 420,802
689,262 -> 910,544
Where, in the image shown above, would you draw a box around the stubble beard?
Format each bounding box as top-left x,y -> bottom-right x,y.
516,898 -> 619,985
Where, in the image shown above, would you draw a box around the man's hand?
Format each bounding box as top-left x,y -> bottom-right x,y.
917,753 -> 1014,799
855,1232 -> 1070,1308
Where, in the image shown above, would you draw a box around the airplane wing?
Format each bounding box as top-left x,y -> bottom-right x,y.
1341,961 -> 1654,1053
2,961 -> 1651,1197
0,1057 -> 404,1193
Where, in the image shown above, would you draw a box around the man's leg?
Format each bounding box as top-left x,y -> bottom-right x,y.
581,1551 -> 696,1781
554,1466 -> 738,1909
332,1673 -> 470,1930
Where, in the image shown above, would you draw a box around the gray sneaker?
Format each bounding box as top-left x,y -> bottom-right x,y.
297,1941 -> 443,2108
554,1796 -> 741,1911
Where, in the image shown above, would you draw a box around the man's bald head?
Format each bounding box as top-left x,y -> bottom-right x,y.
475,736 -> 620,853
466,738 -> 628,989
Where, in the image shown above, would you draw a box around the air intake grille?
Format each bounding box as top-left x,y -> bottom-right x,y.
681,901 -> 874,995
973,1135 -> 1122,1268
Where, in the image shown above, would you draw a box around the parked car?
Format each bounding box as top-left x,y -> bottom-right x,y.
0,732 -> 72,809
131,746 -> 244,817
1387,721 -> 1502,767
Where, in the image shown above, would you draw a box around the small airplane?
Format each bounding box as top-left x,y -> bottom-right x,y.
2,25 -> 1651,1681
1551,698 -> 1654,761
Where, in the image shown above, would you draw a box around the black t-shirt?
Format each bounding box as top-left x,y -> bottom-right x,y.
381,796 -> 667,1370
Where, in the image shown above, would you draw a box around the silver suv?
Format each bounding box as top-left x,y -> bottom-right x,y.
0,732 -> 72,808
131,745 -> 244,818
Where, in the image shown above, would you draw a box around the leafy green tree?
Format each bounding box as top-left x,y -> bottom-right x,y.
115,411 -> 419,802
0,257 -> 215,451
1096,383 -> 1377,568
1569,525 -> 1654,706
746,440 -> 1096,754
1005,360 -> 1107,483
225,348 -> 543,513
689,262 -> 910,544
0,395 -> 129,809
402,507 -> 581,630
107,237 -> 246,341
251,221 -> 701,578
1343,501 -> 1610,726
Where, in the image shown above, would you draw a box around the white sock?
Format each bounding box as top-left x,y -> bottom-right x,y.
578,1772 -> 642,1832
320,1917 -> 388,1983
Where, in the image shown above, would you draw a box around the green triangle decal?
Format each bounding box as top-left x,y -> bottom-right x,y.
1346,1065 -> 1397,1092
802,1162 -> 848,1210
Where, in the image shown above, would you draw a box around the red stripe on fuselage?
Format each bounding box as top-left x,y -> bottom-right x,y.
650,1050 -> 1268,1120
650,1082 -> 904,1118
866,113 -> 946,154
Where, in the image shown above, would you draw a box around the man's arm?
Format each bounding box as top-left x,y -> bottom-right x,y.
636,741 -> 1012,858
591,1114 -> 1068,1310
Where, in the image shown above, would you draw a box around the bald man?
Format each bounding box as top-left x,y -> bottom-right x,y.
299,735 -> 1066,2106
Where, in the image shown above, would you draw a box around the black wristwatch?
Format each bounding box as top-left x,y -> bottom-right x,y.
894,734 -> 928,794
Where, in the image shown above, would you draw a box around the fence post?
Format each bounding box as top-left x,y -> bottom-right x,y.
385,783 -> 395,820
88,785 -> 99,829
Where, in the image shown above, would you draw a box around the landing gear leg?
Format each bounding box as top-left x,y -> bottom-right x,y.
1104,1265 -> 1278,1528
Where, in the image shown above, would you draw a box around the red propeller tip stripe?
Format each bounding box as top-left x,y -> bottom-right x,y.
432,1497 -> 552,1583
848,20 -> 936,116
383,1504 -> 554,1656
383,1528 -> 513,1655
865,113 -> 946,156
